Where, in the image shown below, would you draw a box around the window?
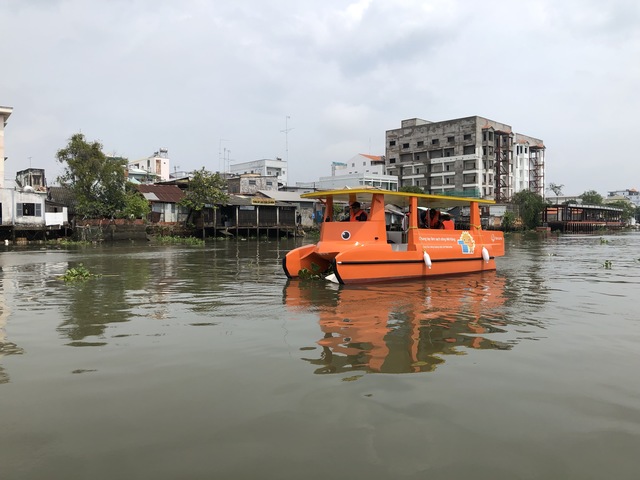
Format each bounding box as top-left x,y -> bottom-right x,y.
447,136 -> 454,143
402,143 -> 409,149
416,155 -> 420,160
417,141 -> 424,147
389,158 -> 396,164
389,140 -> 396,146
463,145 -> 475,155
267,181 -> 273,186
352,163 -> 355,167
17,203 -> 42,217
363,162 -> 366,166
248,180 -> 256,185
431,139 -> 439,145
464,134 -> 471,140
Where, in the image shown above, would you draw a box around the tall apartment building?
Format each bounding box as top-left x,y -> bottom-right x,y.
385,116 -> 545,201
0,105 -> 13,189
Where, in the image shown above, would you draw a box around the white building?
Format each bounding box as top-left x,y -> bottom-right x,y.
607,188 -> 640,207
298,173 -> 398,191
128,148 -> 171,182
0,105 -> 13,189
298,153 -> 398,191
334,154 -> 387,176
229,158 -> 288,187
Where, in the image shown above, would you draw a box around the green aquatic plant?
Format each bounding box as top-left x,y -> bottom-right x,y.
603,260 -> 612,269
47,239 -> 92,246
298,262 -> 330,280
60,263 -> 98,282
600,237 -> 609,244
155,235 -> 205,246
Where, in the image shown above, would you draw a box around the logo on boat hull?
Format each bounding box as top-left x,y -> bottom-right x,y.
341,230 -> 351,240
458,232 -> 476,254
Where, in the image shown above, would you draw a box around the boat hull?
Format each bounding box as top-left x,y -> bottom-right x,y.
284,229 -> 504,284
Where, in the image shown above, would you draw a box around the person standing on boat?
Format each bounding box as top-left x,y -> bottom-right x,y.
350,202 -> 368,221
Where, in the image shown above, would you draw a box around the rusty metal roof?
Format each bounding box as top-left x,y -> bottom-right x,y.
136,184 -> 184,203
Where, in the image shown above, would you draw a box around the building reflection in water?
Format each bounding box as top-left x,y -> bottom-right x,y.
284,272 -> 512,375
1,287 -> 24,384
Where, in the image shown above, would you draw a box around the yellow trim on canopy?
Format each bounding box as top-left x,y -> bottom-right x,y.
300,188 -> 495,209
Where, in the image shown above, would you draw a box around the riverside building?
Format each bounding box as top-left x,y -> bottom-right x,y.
385,116 -> 545,201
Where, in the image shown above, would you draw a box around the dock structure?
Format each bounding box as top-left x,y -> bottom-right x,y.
543,204 -> 625,233
200,195 -> 301,239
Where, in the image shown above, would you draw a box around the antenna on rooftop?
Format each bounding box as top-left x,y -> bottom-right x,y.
219,138 -> 229,173
280,116 -> 293,164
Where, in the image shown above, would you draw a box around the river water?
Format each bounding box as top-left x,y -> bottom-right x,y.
1,232 -> 639,479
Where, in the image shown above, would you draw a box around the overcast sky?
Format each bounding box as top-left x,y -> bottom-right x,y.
2,0 -> 639,195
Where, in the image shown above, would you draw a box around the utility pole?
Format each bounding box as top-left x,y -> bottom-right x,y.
280,116 -> 293,164
219,138 -> 229,173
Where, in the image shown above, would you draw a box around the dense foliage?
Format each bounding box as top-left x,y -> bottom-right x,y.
606,200 -> 637,222
179,168 -> 229,221
122,183 -> 151,219
56,133 -> 148,219
579,189 -> 603,205
511,190 -> 546,230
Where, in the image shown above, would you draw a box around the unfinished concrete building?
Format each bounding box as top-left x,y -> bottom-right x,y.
385,116 -> 545,201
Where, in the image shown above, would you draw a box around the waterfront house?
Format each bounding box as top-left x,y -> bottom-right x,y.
135,184 -> 187,223
0,180 -> 69,240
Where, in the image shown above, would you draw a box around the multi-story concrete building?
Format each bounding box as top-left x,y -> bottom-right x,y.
385,117 -> 545,201
227,173 -> 279,194
229,158 -> 288,188
0,105 -> 13,189
128,148 -> 171,182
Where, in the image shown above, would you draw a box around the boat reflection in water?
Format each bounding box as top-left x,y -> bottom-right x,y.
284,272 -> 512,374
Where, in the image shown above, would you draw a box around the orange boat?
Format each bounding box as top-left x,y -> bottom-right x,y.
283,188 -> 504,284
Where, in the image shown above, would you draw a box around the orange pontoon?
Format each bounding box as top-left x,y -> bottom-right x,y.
283,188 -> 504,284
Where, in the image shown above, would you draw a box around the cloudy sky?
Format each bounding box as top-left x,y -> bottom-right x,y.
2,0 -> 639,195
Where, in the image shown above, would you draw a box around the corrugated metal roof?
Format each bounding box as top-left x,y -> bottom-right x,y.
135,184 -> 184,203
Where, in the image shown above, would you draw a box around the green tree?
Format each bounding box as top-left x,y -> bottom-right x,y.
579,190 -> 603,205
607,200 -> 635,222
179,168 -> 229,235
511,190 -> 546,230
56,133 -> 128,218
122,184 -> 151,219
399,186 -> 425,194
501,210 -> 515,231
548,182 -> 564,205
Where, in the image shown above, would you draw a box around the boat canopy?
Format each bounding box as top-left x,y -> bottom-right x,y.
300,188 -> 496,209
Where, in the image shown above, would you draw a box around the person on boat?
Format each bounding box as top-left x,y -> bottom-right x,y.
350,202 -> 368,221
427,209 -> 443,229
441,213 -> 455,230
